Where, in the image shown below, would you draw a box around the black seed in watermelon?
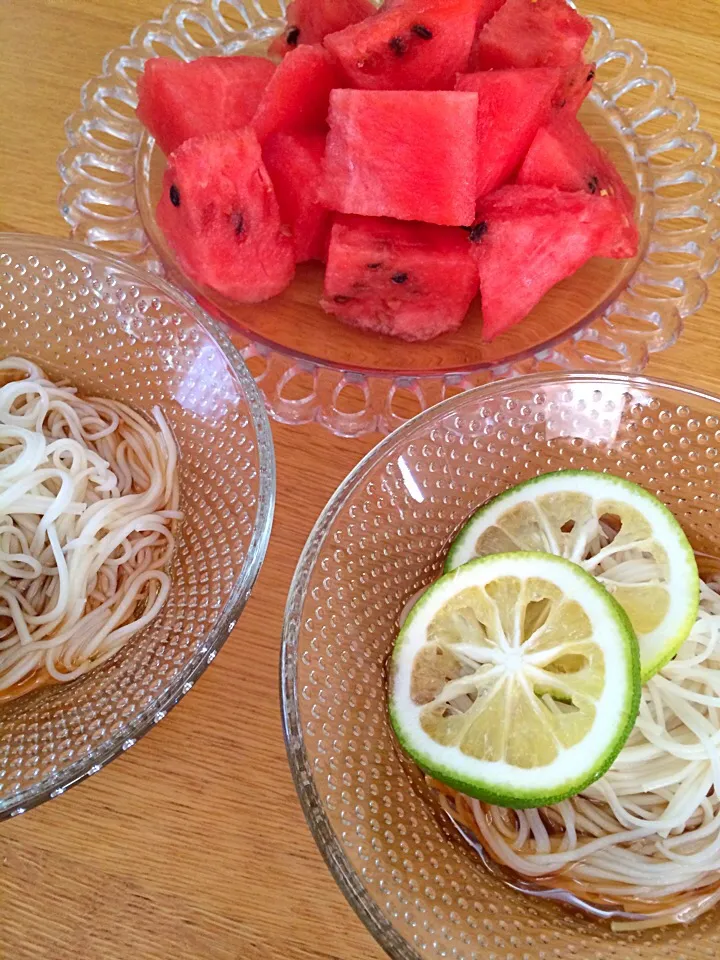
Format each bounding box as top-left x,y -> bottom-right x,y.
252,45 -> 343,145
321,215 -> 478,342
470,185 -> 624,340
262,130 -> 332,263
270,0 -> 375,57
456,67 -> 561,198
469,0 -> 592,70
169,184 -> 180,207
517,113 -> 638,258
322,89 -> 478,226
156,130 -> 295,304
136,56 -> 276,156
324,0 -> 492,91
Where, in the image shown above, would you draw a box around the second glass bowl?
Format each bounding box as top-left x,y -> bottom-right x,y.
282,371 -> 720,959
59,0 -> 720,436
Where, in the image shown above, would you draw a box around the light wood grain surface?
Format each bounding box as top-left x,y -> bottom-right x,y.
0,1 -> 719,958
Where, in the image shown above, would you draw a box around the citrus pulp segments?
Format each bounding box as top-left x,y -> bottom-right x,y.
445,470 -> 699,681
389,553 -> 640,809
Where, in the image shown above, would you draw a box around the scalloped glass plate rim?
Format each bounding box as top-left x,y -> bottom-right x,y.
57,0 -> 720,436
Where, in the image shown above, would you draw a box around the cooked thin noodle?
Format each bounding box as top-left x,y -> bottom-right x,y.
0,357 -> 181,698
435,581 -> 720,931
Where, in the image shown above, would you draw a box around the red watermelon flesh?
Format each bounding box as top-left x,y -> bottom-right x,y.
262,131 -> 331,263
321,215 -> 479,341
467,0 -> 508,65
517,113 -> 638,258
323,89 -> 478,226
324,0 -> 491,91
469,0 -> 592,70
469,185 -> 618,339
156,130 -> 295,303
136,56 -> 275,156
455,68 -> 561,198
251,45 -> 343,144
557,60 -> 596,114
270,0 -> 375,56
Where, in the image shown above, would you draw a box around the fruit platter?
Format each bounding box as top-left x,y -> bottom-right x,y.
59,0 -> 720,435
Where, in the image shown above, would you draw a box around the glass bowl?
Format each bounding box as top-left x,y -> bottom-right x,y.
58,0 -> 720,437
282,371 -> 720,959
0,234 -> 275,820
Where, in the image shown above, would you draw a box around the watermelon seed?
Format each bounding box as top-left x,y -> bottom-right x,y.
367,262 -> 382,270
468,222 -> 488,243
391,273 -> 409,284
334,295 -> 351,304
230,212 -> 245,236
389,35 -> 408,56
411,24 -> 433,39
286,26 -> 300,46
588,176 -> 599,194
169,184 -> 180,207
587,68 -> 595,81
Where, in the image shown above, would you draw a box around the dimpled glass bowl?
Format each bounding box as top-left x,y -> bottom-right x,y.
58,0 -> 720,437
282,372 -> 720,959
0,234 -> 275,819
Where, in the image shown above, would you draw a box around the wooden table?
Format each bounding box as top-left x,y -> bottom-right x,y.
0,1 -> 719,958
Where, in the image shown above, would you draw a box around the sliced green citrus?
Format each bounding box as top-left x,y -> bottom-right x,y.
389,553 -> 640,809
445,470 -> 698,682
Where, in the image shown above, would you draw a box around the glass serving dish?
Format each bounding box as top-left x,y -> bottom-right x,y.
58,0 -> 720,437
0,234 -> 275,820
282,372 -> 720,958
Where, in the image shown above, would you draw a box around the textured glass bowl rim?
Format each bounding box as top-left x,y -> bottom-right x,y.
57,0 -> 720,436
0,232 -> 276,821
281,370 -> 720,960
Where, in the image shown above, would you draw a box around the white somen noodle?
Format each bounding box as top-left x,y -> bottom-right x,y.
432,579 -> 720,931
0,357 -> 181,700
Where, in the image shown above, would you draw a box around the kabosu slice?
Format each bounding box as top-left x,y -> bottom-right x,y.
322,89 -> 478,226
156,130 -> 295,303
321,216 -> 478,341
136,56 -> 275,155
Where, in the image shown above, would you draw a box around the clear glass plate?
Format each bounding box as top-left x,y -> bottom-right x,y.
282,372 -> 720,958
58,0 -> 720,436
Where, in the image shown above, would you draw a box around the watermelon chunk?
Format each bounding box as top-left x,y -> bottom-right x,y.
263,131 -> 331,262
324,0 -> 491,91
517,113 -> 638,258
252,45 -> 343,144
558,60 -> 596,114
136,56 -> 275,156
156,130 -> 295,303
469,0 -> 592,70
469,185 -> 620,339
321,216 -> 478,341
323,89 -> 478,226
270,0 -> 375,57
455,68 -> 561,198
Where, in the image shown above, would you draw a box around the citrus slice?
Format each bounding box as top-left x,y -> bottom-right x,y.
445,470 -> 698,681
389,553 -> 640,809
